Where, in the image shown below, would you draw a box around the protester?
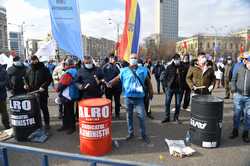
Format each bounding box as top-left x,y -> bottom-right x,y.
7,56 -> 27,96
181,54 -> 191,110
224,56 -> 233,99
186,52 -> 216,95
161,54 -> 185,123
108,53 -> 153,144
230,55 -> 250,143
215,60 -> 225,88
152,61 -> 165,94
24,55 -> 52,130
52,59 -> 66,119
76,55 -> 104,99
56,58 -> 78,135
102,53 -> 122,119
0,64 -> 11,129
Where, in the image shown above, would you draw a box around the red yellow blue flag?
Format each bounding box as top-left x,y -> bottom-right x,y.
119,0 -> 141,62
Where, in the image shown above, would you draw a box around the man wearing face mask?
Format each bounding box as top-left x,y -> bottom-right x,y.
161,54 -> 185,123
230,55 -> 250,143
108,54 -> 153,144
76,55 -> 104,99
24,55 -> 52,130
102,53 -> 122,119
7,56 -> 27,96
186,52 -> 215,95
224,56 -> 234,99
152,61 -> 165,94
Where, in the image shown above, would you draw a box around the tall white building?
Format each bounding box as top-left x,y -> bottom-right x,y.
156,0 -> 179,43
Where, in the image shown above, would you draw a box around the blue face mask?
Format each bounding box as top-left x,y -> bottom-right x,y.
130,59 -> 138,66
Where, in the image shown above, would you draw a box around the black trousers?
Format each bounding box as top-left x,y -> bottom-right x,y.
105,89 -> 121,117
180,88 -> 191,109
39,95 -> 50,126
63,101 -> 75,130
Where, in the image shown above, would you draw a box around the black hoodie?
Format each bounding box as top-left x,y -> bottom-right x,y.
7,62 -> 27,95
25,62 -> 52,97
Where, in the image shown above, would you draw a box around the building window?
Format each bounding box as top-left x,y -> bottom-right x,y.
224,43 -> 227,49
213,42 -> 215,48
207,42 -> 210,49
199,42 -> 203,49
230,43 -> 233,49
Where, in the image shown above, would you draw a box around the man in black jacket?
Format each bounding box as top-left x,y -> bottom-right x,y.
152,61 -> 165,94
102,54 -> 122,119
7,56 -> 27,96
0,64 -> 10,129
161,54 -> 185,123
76,56 -> 104,99
180,54 -> 191,110
24,55 -> 52,129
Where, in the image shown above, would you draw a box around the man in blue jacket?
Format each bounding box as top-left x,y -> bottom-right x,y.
108,54 -> 153,144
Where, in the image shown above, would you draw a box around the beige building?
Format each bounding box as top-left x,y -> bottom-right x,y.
233,27 -> 250,52
83,36 -> 115,61
176,34 -> 246,59
0,6 -> 8,52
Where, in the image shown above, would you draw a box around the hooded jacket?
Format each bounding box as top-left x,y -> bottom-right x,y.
7,62 -> 27,95
25,62 -> 52,97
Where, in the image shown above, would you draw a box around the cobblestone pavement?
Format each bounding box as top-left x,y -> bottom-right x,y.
2,80 -> 250,166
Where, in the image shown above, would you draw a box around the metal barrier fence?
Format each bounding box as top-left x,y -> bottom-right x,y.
0,142 -> 155,166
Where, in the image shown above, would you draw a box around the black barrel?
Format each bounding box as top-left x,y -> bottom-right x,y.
190,95 -> 223,148
9,94 -> 42,141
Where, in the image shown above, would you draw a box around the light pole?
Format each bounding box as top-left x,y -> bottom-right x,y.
108,18 -> 121,55
8,22 -> 34,59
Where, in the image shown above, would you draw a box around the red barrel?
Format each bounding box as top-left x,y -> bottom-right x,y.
78,98 -> 112,156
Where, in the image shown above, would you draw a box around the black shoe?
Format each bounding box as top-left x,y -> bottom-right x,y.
147,114 -> 154,120
229,128 -> 239,139
57,127 -> 67,132
58,112 -> 63,119
161,117 -> 170,123
45,124 -> 51,130
142,135 -> 151,144
224,97 -> 230,99
67,128 -> 76,135
125,134 -> 134,141
242,131 -> 250,143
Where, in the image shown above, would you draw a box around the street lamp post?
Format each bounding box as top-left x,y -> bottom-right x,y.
8,22 -> 34,59
108,18 -> 121,55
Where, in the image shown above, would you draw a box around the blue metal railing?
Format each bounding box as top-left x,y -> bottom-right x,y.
0,142 -> 155,166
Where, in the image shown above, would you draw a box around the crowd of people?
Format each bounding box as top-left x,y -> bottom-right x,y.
0,51 -> 249,144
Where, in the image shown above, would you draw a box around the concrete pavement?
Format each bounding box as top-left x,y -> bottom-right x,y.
2,83 -> 250,166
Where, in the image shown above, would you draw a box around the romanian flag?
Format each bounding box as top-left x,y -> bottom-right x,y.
119,0 -> 141,62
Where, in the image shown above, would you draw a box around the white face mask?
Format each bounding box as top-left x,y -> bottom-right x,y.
227,60 -> 232,64
129,59 -> 138,66
174,60 -> 181,66
85,63 -> 93,69
138,63 -> 143,67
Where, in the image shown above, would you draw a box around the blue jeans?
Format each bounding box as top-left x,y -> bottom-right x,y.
165,88 -> 182,118
233,93 -> 250,130
124,97 -> 146,137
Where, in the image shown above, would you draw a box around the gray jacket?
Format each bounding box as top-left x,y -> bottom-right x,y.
231,65 -> 250,96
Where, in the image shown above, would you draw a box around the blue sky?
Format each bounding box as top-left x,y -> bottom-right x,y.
24,0 -> 124,12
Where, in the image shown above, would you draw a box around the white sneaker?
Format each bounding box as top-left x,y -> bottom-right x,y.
183,108 -> 191,112
171,108 -> 176,112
